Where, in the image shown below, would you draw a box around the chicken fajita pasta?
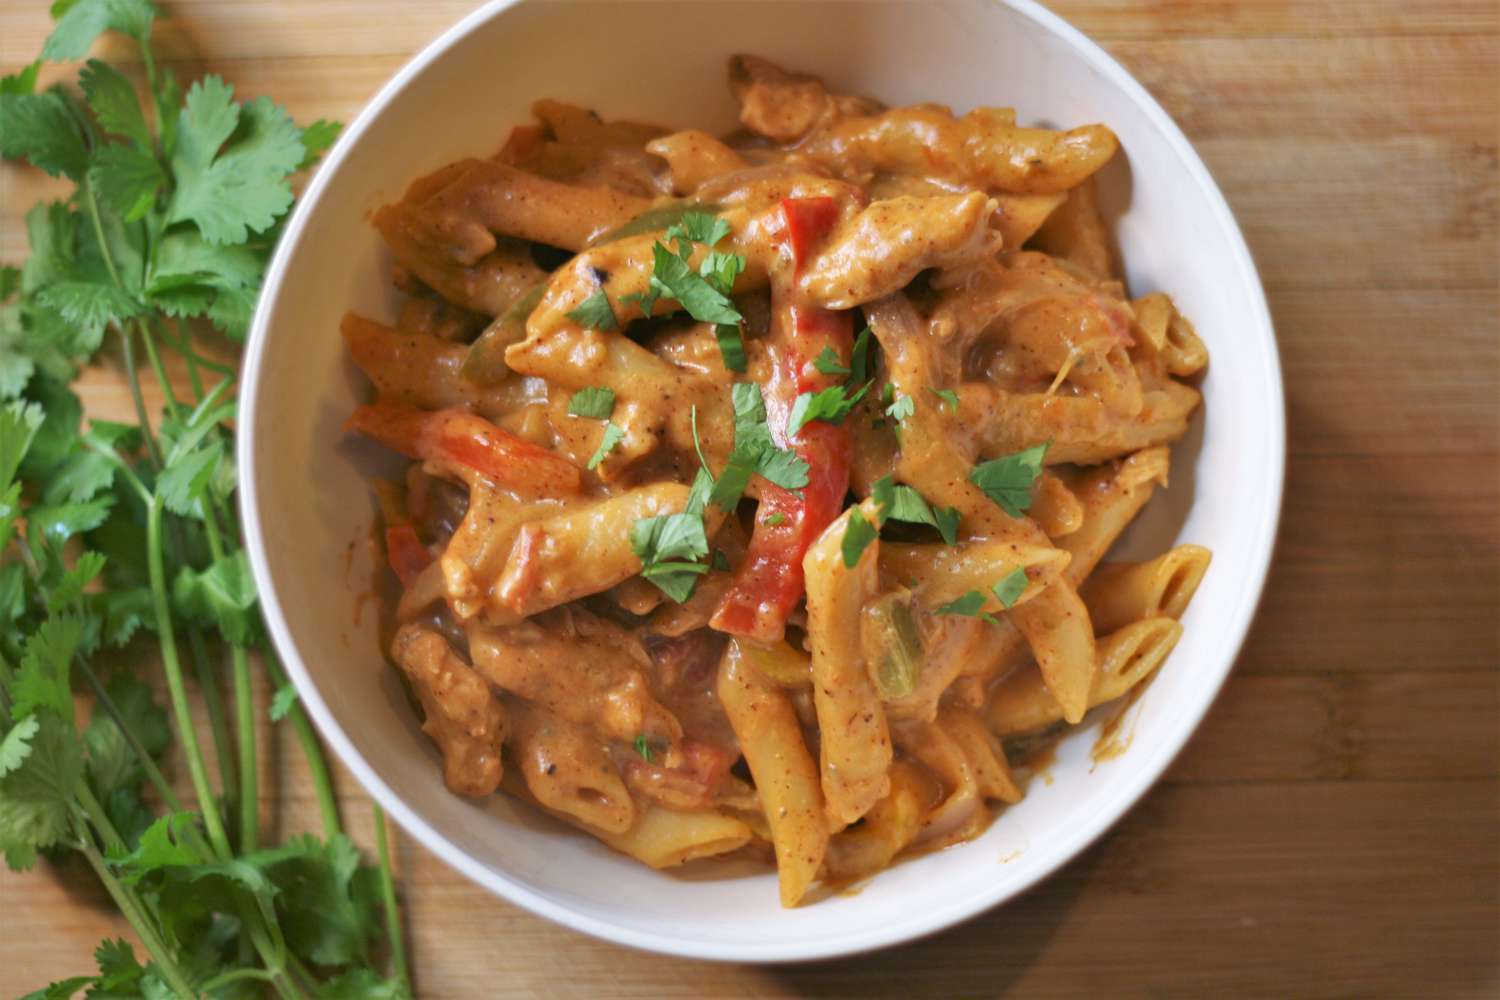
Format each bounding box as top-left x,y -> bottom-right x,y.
341,56 -> 1212,906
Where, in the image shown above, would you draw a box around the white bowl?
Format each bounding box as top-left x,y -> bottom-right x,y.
239,0 -> 1283,962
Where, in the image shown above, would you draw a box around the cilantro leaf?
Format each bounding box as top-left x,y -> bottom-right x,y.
927,386 -> 960,412
79,59 -> 150,148
644,241 -> 742,325
707,383 -> 809,510
586,423 -> 623,470
90,143 -> 165,220
567,386 -> 615,419
92,938 -> 145,992
698,248 -> 744,295
83,673 -> 169,794
20,374 -> 82,478
169,79 -> 304,245
786,381 -> 870,438
261,833 -> 380,966
565,289 -> 618,331
35,276 -> 144,340
0,401 -> 44,488
849,326 -> 873,384
315,969 -> 412,1000
0,717 -> 40,778
269,683 -> 299,722
763,512 -> 787,527
633,735 -> 653,762
297,118 -> 342,169
684,464 -> 713,516
884,389 -> 914,423
40,443 -> 116,505
110,811 -> 207,880
12,616 -> 84,724
0,711 -> 84,870
0,89 -> 90,179
155,439 -> 223,517
631,511 -> 709,602
41,0 -> 156,60
841,508 -> 877,568
969,442 -> 1050,518
713,323 -> 747,373
932,506 -> 961,546
16,976 -> 95,1000
870,475 -> 960,544
936,591 -> 989,618
46,550 -> 105,612
811,346 -> 849,377
992,567 -> 1029,609
172,550 -> 259,646
664,211 -> 731,248
1,62 -> 41,97
755,446 -> 810,491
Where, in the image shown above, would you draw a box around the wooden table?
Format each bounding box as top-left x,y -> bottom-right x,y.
3,2 -> 1496,996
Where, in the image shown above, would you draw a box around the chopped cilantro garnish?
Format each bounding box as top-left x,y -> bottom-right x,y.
786,381 -> 871,437
714,323 -> 747,373
704,383 -> 809,510
664,210 -> 731,248
969,442 -> 1050,518
884,390 -> 915,423
812,345 -> 850,377
633,735 -> 654,762
992,567 -> 1029,609
841,508 -> 878,568
764,512 -> 787,526
870,475 -> 961,545
586,423 -> 624,469
565,288 -> 618,331
849,327 -> 874,384
936,590 -> 997,623
567,386 -> 615,419
630,508 -> 710,602
927,386 -> 960,412
699,248 -> 745,294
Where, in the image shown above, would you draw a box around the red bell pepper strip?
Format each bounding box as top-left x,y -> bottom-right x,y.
384,522 -> 432,588
346,400 -> 583,498
712,197 -> 854,642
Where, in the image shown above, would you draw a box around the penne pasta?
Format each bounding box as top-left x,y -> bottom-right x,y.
1080,544 -> 1213,635
495,483 -> 692,617
804,504 -> 892,827
718,640 -> 828,906
1029,175 -> 1115,278
986,617 -> 1185,736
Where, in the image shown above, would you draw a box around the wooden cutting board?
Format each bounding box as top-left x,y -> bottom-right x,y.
2,2 -> 1496,997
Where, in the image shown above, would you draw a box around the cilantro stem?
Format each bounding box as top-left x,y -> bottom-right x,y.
230,643 -> 258,850
75,658 -> 186,813
373,803 -> 411,993
185,625 -> 242,820
82,179 -> 127,291
259,634 -> 342,837
146,493 -> 233,859
74,780 -> 125,855
76,825 -> 198,1000
198,967 -> 280,992
117,325 -> 164,468
194,498 -> 260,852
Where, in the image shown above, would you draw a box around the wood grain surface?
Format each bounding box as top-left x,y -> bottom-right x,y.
2,2 -> 1497,997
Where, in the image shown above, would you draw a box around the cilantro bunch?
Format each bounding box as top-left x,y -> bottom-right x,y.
1,2 -> 410,997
